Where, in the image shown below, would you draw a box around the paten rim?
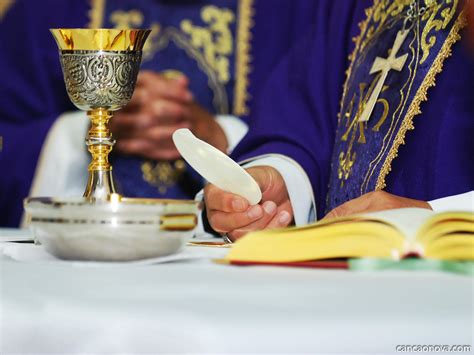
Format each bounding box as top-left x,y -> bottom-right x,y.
24,196 -> 199,207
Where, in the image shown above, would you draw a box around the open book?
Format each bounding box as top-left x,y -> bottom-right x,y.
224,208 -> 474,264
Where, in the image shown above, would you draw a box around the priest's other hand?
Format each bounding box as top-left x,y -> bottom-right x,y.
204,166 -> 294,241
324,191 -> 432,219
110,70 -> 228,160
467,0 -> 474,50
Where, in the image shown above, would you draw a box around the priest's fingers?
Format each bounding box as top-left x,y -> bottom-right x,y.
208,202 -> 278,234
324,194 -> 370,219
126,72 -> 192,111
148,99 -> 191,124
228,214 -> 288,241
206,166 -> 286,210
111,112 -> 155,135
467,0 -> 474,50
115,138 -> 182,160
148,148 -> 182,161
324,191 -> 431,219
125,87 -> 151,110
204,184 -> 250,213
137,71 -> 193,103
112,101 -> 191,137
139,123 -> 191,142
263,200 -> 294,230
247,166 -> 289,205
225,201 -> 280,240
118,142 -> 181,160
184,103 -> 228,153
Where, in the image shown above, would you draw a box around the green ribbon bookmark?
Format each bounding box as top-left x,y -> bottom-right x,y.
349,258 -> 474,276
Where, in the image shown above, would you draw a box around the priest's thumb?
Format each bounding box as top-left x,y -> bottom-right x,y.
246,166 -> 289,205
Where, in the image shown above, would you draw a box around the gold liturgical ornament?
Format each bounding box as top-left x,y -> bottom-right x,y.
50,29 -> 150,200
22,29 -> 200,262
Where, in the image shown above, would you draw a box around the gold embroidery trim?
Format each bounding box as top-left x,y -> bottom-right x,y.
420,0 -> 459,64
141,160 -> 186,195
181,5 -> 235,84
88,0 -> 106,28
337,4 -> 377,125
233,0 -> 254,116
0,0 -> 15,21
375,12 -> 467,190
327,3 -> 377,210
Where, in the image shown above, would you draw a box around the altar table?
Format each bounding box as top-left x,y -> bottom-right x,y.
0,240 -> 472,353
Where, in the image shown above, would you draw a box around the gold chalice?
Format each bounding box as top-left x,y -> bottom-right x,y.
50,28 -> 150,200
23,29 -> 199,261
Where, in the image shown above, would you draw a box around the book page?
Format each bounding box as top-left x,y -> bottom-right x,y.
359,208 -> 434,243
225,208 -> 436,263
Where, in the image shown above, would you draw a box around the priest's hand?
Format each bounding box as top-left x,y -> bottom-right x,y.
204,166 -> 294,241
467,0 -> 474,50
324,191 -> 432,219
110,70 -> 228,160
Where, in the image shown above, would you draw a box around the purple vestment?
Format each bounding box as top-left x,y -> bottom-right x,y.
232,0 -> 474,218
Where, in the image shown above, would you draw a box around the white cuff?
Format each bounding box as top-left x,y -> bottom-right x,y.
428,191 -> 474,213
215,115 -> 248,154
240,154 -> 316,226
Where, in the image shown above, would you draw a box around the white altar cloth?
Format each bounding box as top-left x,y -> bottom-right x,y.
0,242 -> 472,353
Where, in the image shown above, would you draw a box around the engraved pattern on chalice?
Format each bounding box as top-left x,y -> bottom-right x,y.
61,51 -> 141,111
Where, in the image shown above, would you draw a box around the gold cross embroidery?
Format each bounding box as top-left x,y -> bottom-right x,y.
358,29 -> 409,123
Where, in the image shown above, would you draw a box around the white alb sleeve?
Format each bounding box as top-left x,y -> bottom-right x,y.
29,111 -> 89,198
215,115 -> 248,154
428,191 -> 474,212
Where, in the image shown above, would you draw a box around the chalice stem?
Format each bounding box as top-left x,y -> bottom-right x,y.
84,108 -> 116,200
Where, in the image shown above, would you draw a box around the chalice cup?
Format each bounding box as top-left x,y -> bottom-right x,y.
51,29 -> 151,200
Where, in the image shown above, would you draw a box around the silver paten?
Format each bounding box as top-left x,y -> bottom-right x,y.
24,197 -> 199,261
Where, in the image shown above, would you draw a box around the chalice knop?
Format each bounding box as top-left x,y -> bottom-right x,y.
50,29 -> 151,200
